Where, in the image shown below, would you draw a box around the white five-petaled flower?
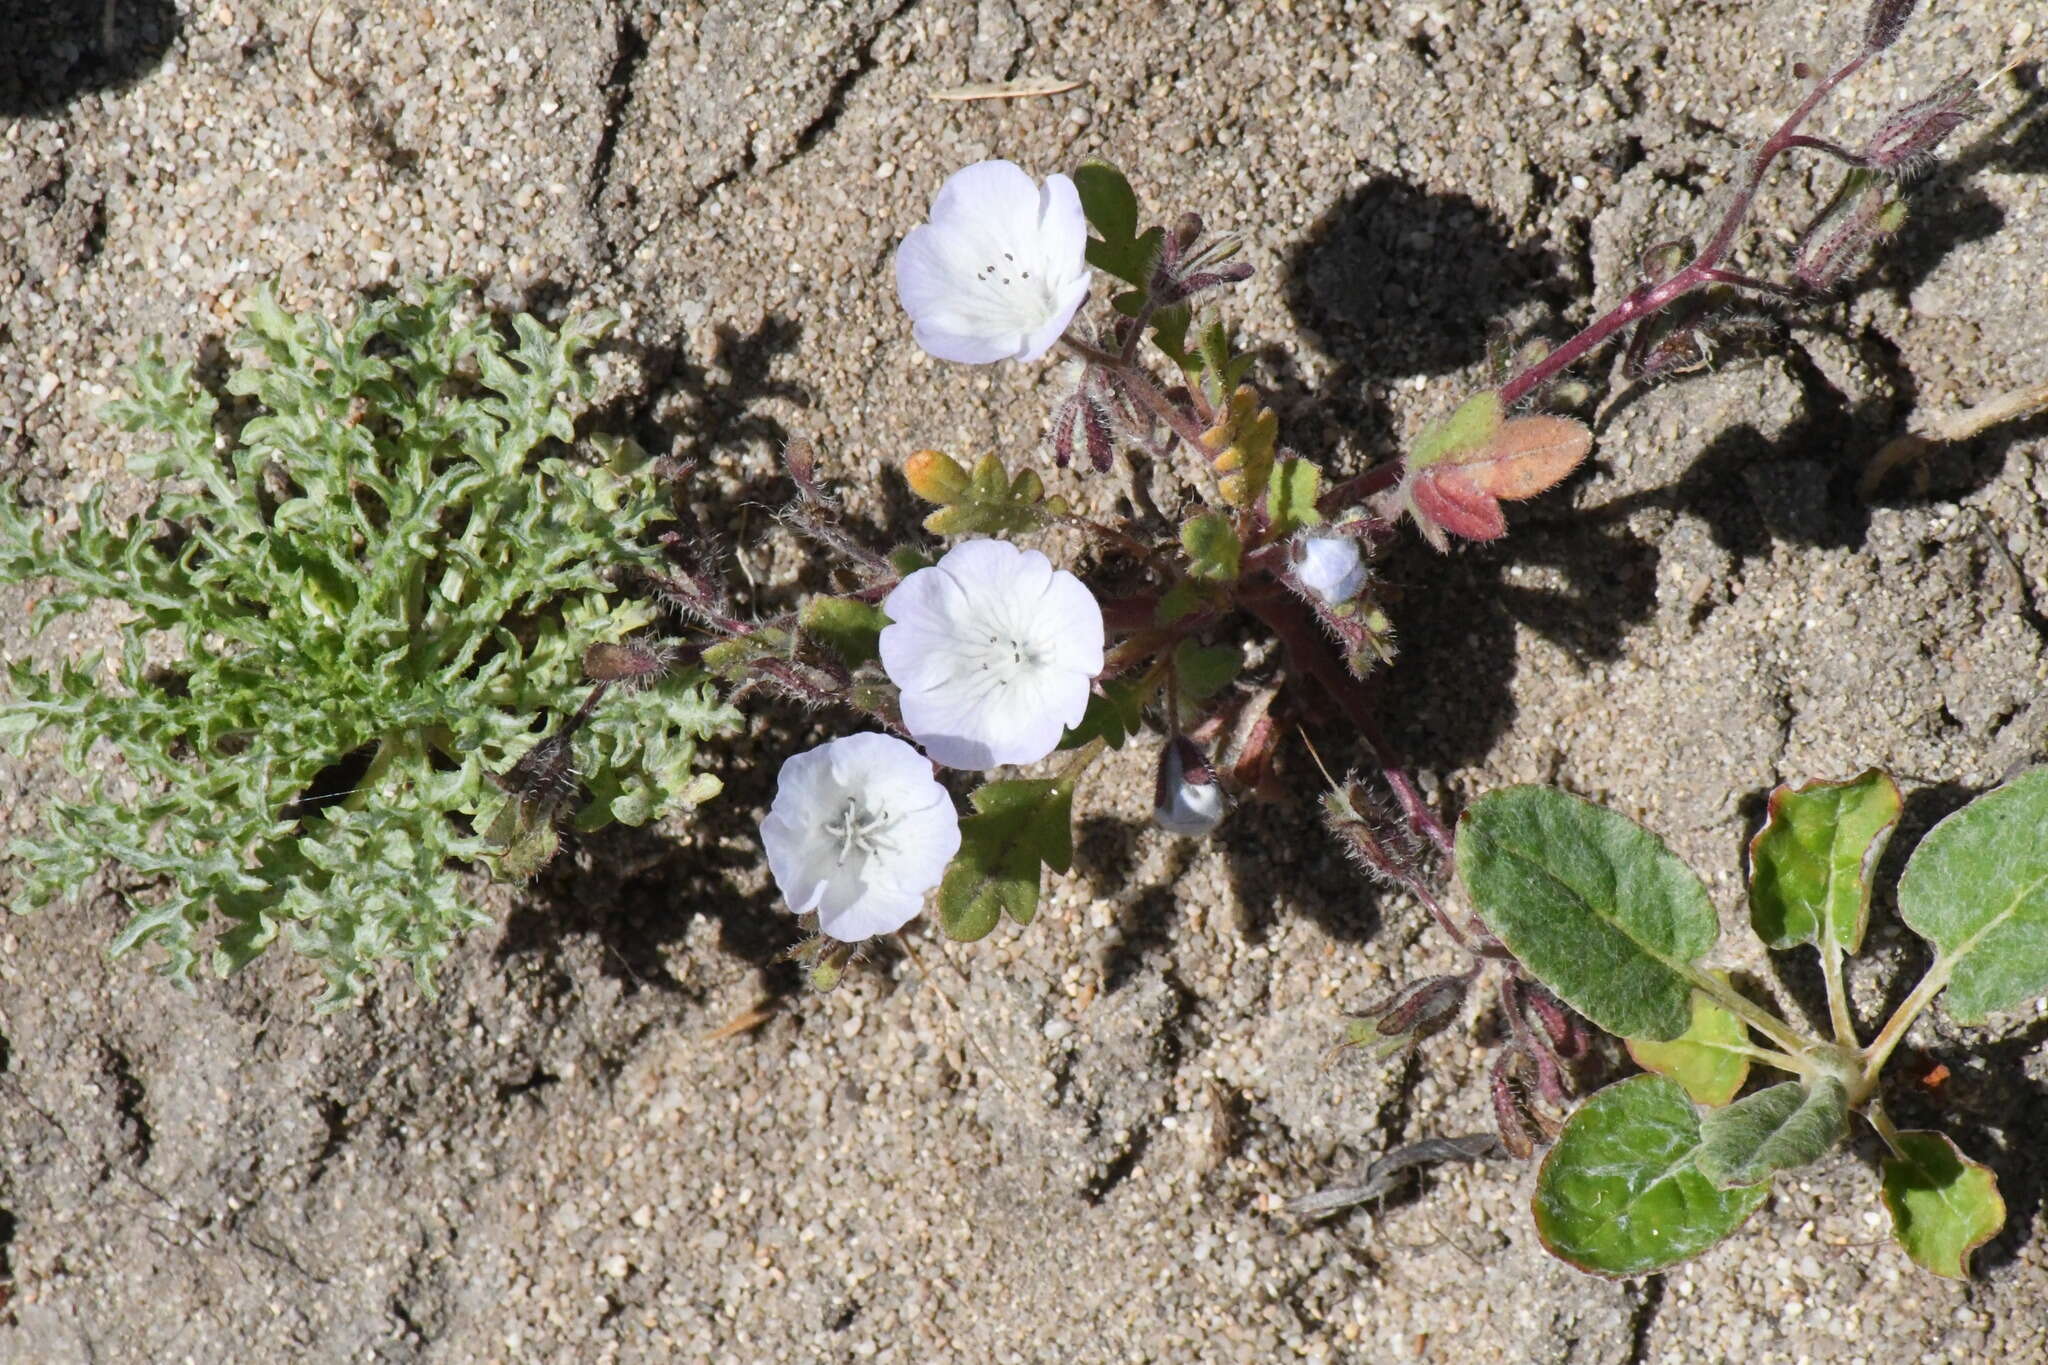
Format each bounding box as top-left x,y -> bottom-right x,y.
880,539 -> 1105,771
893,160 -> 1091,365
760,732 -> 961,943
1290,534 -> 1369,605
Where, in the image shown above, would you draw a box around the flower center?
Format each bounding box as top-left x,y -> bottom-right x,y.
982,629 -> 1048,672
824,796 -> 897,865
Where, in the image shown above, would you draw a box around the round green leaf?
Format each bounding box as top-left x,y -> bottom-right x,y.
1458,787 -> 1719,1041
1896,767 -> 2048,1024
1534,1075 -> 1769,1277
1626,987 -> 1751,1107
1748,769 -> 1900,954
1882,1131 -> 2004,1280
1695,1077 -> 1848,1189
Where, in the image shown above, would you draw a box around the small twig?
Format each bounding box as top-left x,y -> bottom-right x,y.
930,77 -> 1085,102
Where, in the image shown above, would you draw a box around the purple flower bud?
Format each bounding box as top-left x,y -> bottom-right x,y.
583,640 -> 675,690
1154,735 -> 1226,837
1343,973 -> 1470,1061
1860,75 -> 1985,177
1862,0 -> 1918,53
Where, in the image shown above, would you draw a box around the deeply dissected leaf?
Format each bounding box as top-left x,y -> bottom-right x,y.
1695,1078 -> 1848,1189
1749,769 -> 1900,954
1534,1075 -> 1769,1277
1457,786 -> 1720,1041
0,283 -> 738,1009
1881,1130 -> 2004,1280
935,779 -> 1075,940
1626,987 -> 1752,1107
1895,767 -> 2048,1024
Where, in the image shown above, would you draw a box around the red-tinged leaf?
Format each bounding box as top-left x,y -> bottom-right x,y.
1409,467 -> 1506,541
1461,416 -> 1592,501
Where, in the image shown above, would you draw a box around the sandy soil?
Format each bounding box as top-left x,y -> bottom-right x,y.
1,1 -> 2044,1361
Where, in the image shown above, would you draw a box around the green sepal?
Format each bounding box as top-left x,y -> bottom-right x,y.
1534,1075 -> 1770,1277
1881,1131 -> 2004,1280
935,778 -> 1076,940
1073,160 -> 1163,289
1061,678 -> 1149,751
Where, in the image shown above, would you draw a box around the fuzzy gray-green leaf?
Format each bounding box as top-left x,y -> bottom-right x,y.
1696,1077 -> 1848,1189
1895,767 -> 2048,1025
0,283 -> 738,1010
1457,786 -> 1719,1041
1534,1075 -> 1769,1276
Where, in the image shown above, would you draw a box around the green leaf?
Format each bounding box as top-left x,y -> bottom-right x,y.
1625,987 -> 1752,1107
1534,1075 -> 1770,1277
1073,160 -> 1138,245
935,779 -> 1075,940
1895,767 -> 2048,1024
1408,392 -> 1504,470
1173,640 -> 1241,705
1881,1130 -> 2004,1279
1073,160 -> 1163,289
801,595 -> 887,669
923,453 -> 1048,537
1061,678 -> 1148,751
1457,786 -> 1720,1040
1181,513 -> 1241,583
1695,1077 -> 1848,1188
1749,769 -> 1900,954
1265,457 -> 1323,538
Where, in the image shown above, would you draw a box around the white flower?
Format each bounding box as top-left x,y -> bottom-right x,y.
1290,534 -> 1368,605
760,732 -> 961,943
894,160 -> 1091,365
880,539 -> 1104,771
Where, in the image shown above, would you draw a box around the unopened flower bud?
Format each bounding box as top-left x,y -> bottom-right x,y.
1861,0 -> 1918,54
1859,75 -> 1984,177
1289,534 -> 1369,606
1343,974 -> 1469,1062
1154,735 -> 1226,837
1170,211 -> 1205,255
1795,170 -> 1901,293
583,639 -> 674,689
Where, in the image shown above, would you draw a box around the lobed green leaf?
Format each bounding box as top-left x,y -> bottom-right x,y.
935,779 -> 1075,940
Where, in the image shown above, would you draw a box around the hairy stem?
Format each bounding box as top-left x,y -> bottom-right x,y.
1686,967 -> 1815,1061
1494,51 -> 1869,410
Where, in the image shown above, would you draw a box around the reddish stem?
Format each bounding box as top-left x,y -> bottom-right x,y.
1494,51 -> 1868,410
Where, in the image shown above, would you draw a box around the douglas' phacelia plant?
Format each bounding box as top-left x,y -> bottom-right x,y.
1456,768 -> 2047,1279
0,282 -> 737,1009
